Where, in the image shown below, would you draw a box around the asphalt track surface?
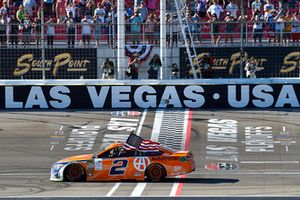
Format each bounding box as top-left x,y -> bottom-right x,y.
1,109 -> 300,198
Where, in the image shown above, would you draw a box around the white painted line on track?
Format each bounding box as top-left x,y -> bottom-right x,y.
105,182 -> 121,197
241,161 -> 299,164
283,126 -> 286,132
50,145 -> 54,151
169,176 -> 180,196
131,182 -> 147,197
151,110 -> 164,141
105,109 -> 147,197
136,109 -> 147,136
170,109 -> 192,197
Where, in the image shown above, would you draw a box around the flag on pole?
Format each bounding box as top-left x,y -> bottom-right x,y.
139,139 -> 160,152
123,132 -> 160,152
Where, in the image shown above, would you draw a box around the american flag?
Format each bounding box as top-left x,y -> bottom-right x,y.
123,133 -> 160,152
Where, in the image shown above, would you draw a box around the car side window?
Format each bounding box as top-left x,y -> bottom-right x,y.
98,147 -> 119,158
117,147 -> 135,157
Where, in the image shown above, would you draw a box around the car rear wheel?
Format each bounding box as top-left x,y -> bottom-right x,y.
146,164 -> 166,182
64,164 -> 86,182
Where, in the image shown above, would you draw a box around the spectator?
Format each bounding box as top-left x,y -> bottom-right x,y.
105,12 -> 117,47
252,9 -> 264,44
171,63 -> 179,79
94,3 -> 106,24
92,13 -> 103,47
33,10 -> 41,47
55,0 -> 67,23
0,14 -> 7,47
16,5 -> 25,23
86,0 -> 95,17
244,57 -> 259,78
279,0 -> 289,15
166,13 -> 171,47
171,12 -> 180,47
101,57 -> 114,79
198,53 -> 214,78
102,0 -> 112,16
192,12 -> 202,44
0,1 -> 9,17
126,53 -> 140,79
283,11 -> 292,43
81,15 -> 91,47
44,0 -> 55,17
46,17 -> 55,47
251,0 -> 262,16
78,0 -> 88,17
291,12 -> 300,43
208,13 -> 221,45
22,13 -> 32,47
263,0 -> 274,20
225,0 -> 238,20
266,9 -> 277,43
237,13 -> 248,43
196,0 -> 207,18
11,0 -> 23,7
183,12 -> 194,45
134,0 -> 144,8
130,10 -> 142,44
63,11 -> 76,48
125,4 -> 133,18
23,0 -> 36,17
224,12 -> 234,43
144,13 -> 156,44
9,15 -> 19,47
137,1 -> 148,22
147,54 -> 161,79
65,0 -> 77,20
275,15 -> 285,43
207,0 -> 224,20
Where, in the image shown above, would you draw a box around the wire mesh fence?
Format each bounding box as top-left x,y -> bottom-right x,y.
0,20 -> 299,79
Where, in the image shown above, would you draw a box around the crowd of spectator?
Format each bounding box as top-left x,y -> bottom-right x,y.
0,0 -> 299,47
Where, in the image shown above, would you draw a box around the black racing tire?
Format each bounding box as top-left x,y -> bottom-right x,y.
64,164 -> 86,182
146,164 -> 166,182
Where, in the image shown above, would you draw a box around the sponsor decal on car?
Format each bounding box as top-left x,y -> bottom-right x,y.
152,156 -> 180,161
95,158 -> 103,171
133,157 -> 150,172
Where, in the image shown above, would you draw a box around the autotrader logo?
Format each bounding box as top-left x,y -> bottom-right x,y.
133,157 -> 150,172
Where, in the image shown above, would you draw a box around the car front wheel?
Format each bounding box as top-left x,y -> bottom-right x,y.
64,164 -> 86,182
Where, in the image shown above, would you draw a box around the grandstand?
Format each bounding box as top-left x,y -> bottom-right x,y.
0,0 -> 299,79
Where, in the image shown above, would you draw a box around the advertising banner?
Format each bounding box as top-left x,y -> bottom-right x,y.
0,48 -> 97,79
0,84 -> 299,109
179,47 -> 300,78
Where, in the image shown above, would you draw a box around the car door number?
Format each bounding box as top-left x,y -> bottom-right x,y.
109,159 -> 128,175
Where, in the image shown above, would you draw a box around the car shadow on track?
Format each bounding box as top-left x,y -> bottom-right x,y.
161,178 -> 240,184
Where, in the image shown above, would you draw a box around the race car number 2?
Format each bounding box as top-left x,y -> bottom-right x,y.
109,159 -> 128,175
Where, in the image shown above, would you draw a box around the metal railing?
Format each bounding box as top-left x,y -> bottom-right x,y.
0,21 -> 299,79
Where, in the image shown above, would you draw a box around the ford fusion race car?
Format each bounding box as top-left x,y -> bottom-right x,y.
50,133 -> 195,182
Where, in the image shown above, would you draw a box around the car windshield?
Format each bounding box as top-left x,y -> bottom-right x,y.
92,144 -> 110,157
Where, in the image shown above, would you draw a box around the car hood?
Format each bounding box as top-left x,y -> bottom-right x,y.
58,154 -> 93,163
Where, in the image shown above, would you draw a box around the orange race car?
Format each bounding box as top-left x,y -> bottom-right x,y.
50,133 -> 195,182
